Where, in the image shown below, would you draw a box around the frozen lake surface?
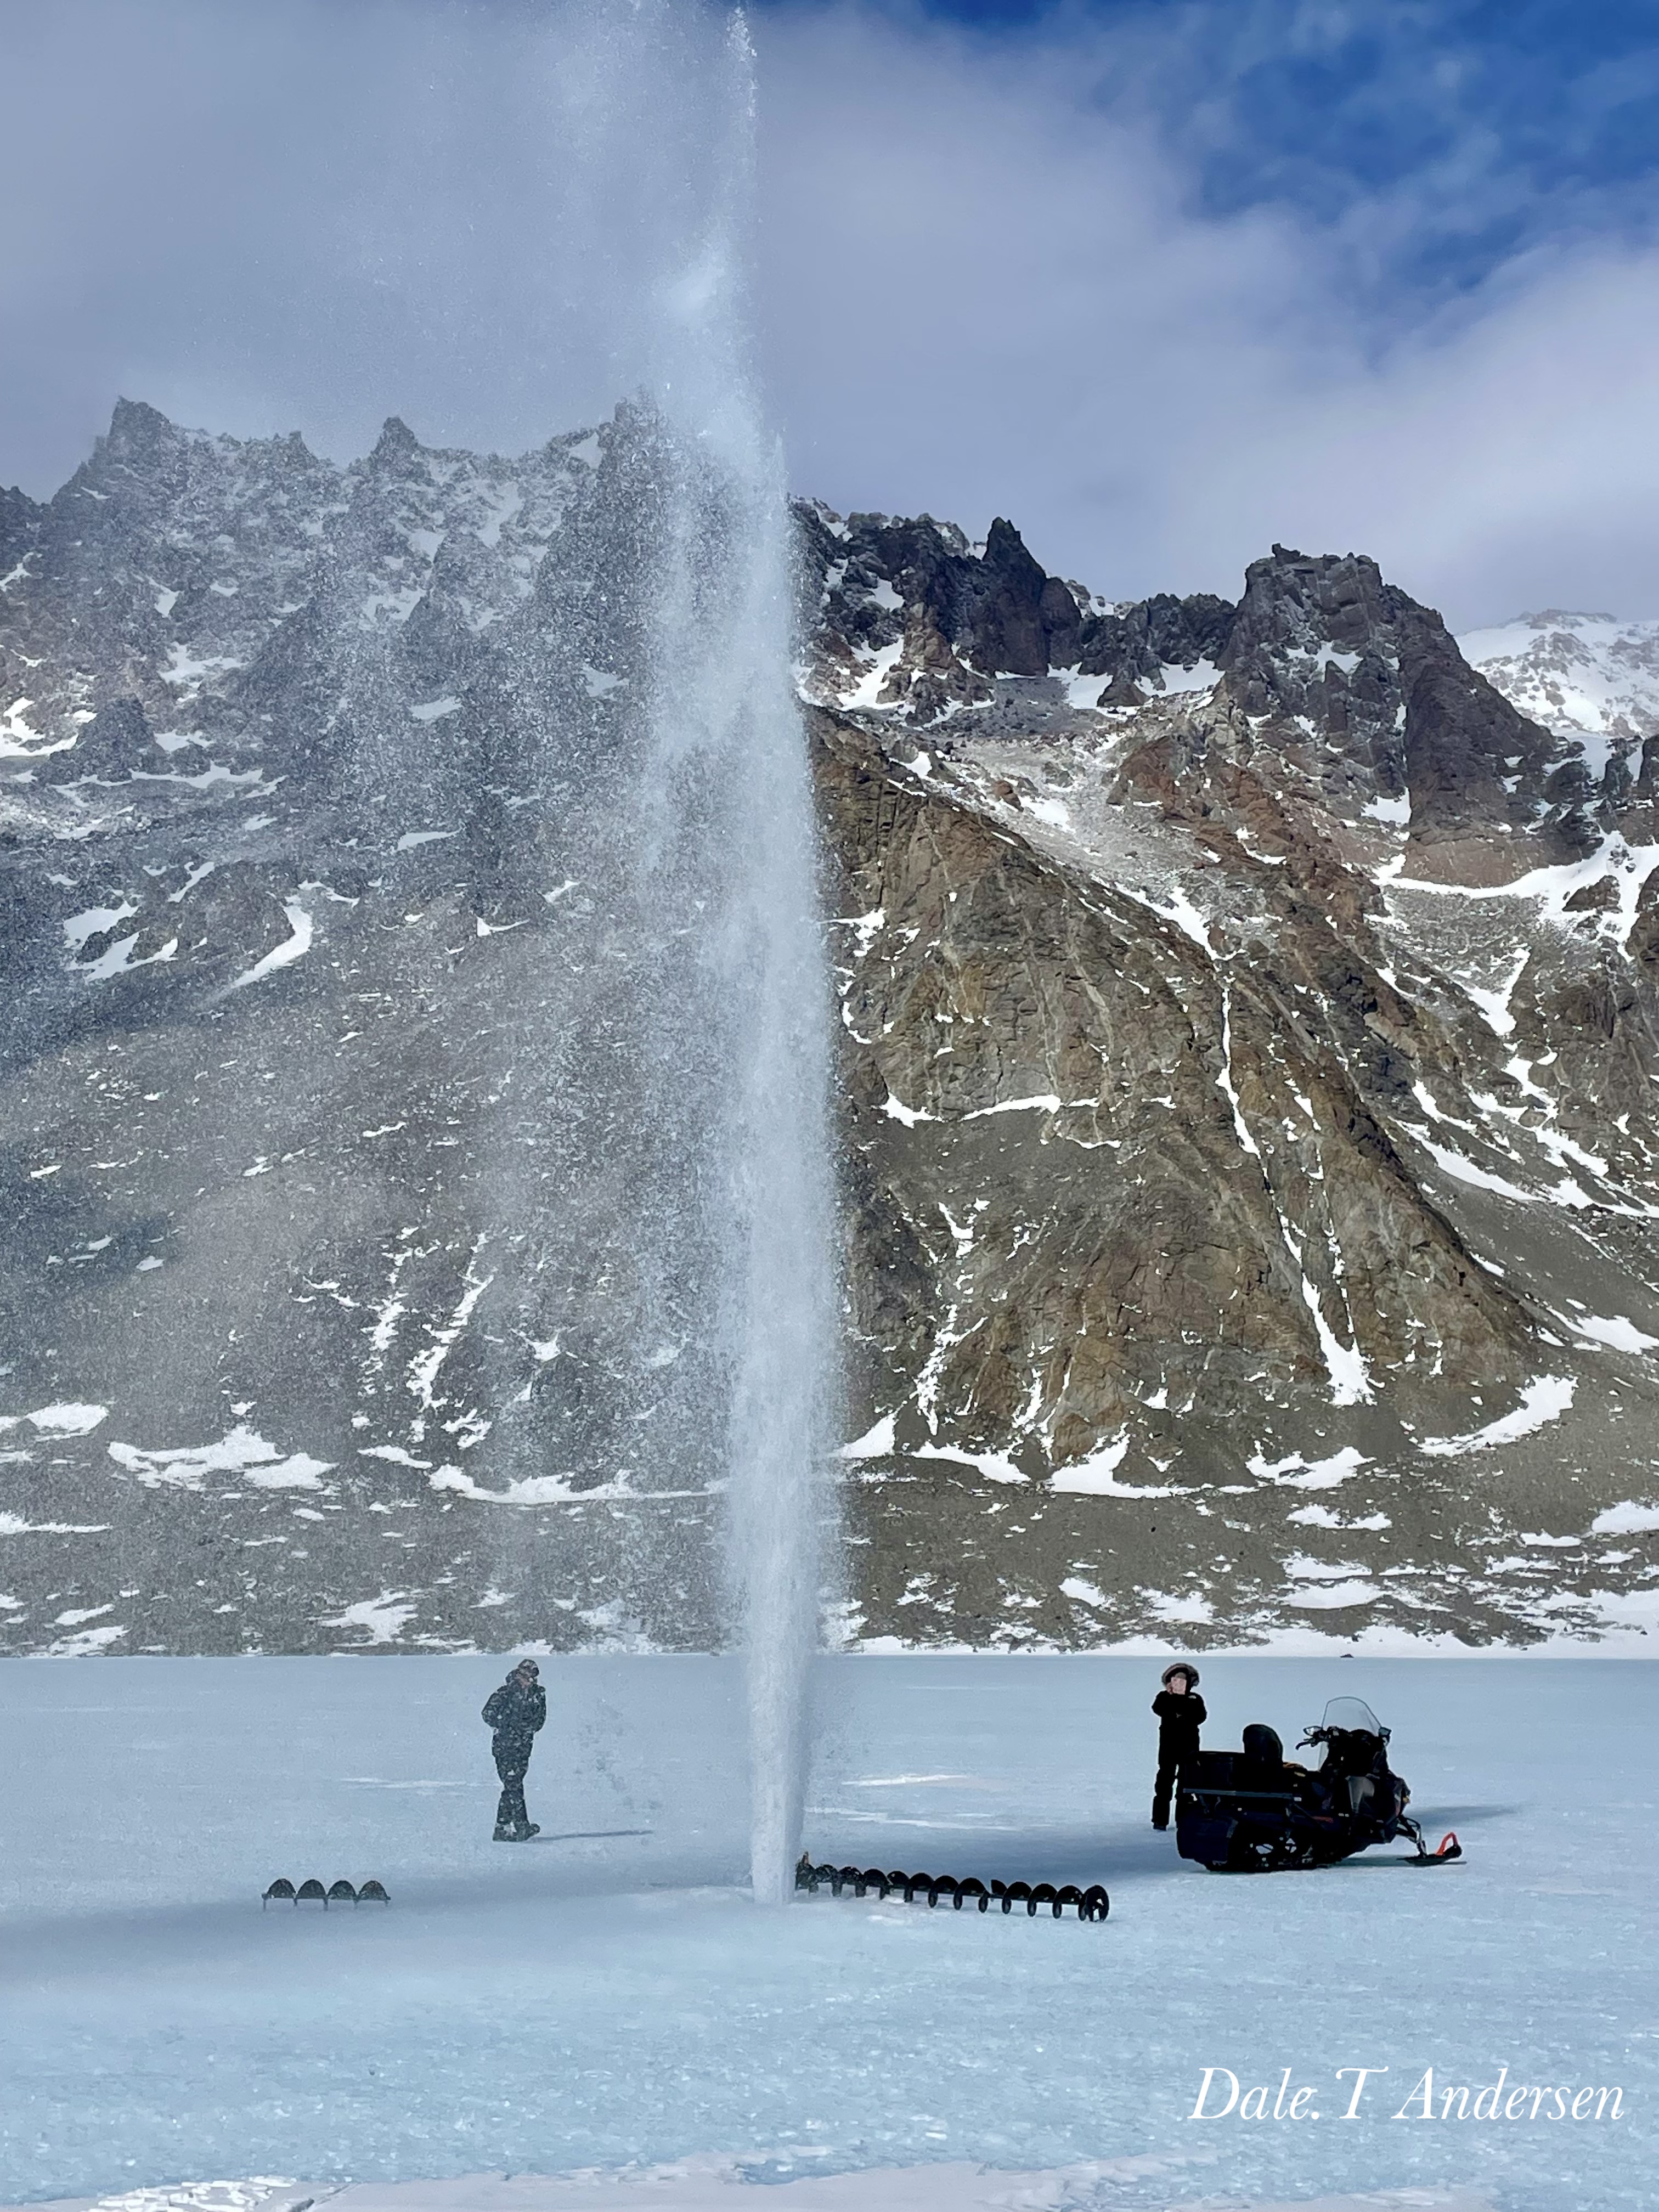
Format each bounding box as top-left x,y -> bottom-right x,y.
0,1655 -> 1651,2211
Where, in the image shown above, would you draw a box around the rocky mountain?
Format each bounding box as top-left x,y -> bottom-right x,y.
1459,610 -> 1659,770
3,403 -> 1657,1655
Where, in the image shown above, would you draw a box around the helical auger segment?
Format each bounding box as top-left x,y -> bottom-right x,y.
794,1855 -> 1108,1921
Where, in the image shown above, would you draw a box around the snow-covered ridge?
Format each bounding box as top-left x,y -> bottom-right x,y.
1458,610 -> 1659,777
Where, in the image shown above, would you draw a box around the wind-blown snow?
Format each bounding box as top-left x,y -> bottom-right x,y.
1283,1556 -> 1383,1609
424,1465 -> 702,1506
1589,1500 -> 1659,1536
1563,1311 -> 1659,1355
1362,791 -> 1411,827
838,1414 -> 896,1460
1386,835 -> 1659,947
1144,659 -> 1220,696
2,697 -> 77,759
1419,1375 -> 1576,1458
1049,1439 -> 1181,1498
0,1403 -> 109,1438
840,640 -> 904,712
77,931 -> 180,981
1152,884 -> 1214,955
881,1093 -> 935,1127
61,902 -> 137,953
911,1442 -> 1027,1486
1246,1446 -> 1366,1491
0,1513 -> 109,1534
228,902 -> 312,990
962,1094 -> 1065,1120
319,1593 -> 418,1645
104,1425 -> 334,1492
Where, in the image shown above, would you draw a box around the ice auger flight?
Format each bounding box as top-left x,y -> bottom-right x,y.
796,1855 -> 1109,1920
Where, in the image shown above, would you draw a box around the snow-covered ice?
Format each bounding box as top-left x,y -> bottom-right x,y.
0,1656 -> 1650,2211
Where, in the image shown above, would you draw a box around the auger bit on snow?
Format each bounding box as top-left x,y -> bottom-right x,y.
795,1855 -> 1108,1921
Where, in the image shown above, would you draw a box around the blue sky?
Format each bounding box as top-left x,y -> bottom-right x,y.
2,0 -> 1655,620
748,0 -> 1659,617
831,0 -> 1659,300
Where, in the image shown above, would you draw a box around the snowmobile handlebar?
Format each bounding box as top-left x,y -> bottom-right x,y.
1297,1720 -> 1390,1750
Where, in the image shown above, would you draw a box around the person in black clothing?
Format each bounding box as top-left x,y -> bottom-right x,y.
483,1657 -> 546,1841
1151,1661 -> 1206,1830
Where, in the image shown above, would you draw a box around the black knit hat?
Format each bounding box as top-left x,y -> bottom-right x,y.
1161,1661 -> 1199,1687
512,1657 -> 540,1678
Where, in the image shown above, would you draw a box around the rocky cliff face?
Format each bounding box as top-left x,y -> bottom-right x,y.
799,507 -> 1659,1650
3,408 -> 1657,1654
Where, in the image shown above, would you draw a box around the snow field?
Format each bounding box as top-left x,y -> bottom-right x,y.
0,1656 -> 1651,2211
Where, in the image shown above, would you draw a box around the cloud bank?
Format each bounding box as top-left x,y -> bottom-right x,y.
754,3 -> 1659,623
1,0 -> 1654,625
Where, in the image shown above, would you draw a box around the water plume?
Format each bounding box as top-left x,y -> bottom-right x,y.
602,5 -> 840,1904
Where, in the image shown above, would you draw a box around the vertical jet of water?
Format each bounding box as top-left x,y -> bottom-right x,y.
623,8 -> 839,1904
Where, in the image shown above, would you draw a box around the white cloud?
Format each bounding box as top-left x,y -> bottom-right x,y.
1,0 -> 1653,628
754,4 -> 1659,624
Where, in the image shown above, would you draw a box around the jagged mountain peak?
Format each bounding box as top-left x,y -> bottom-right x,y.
105,395 -> 195,452
798,496 -> 1615,879
370,414 -> 424,461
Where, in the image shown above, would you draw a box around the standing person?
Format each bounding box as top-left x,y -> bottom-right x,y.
483,1657 -> 546,1841
1151,1661 -> 1206,1830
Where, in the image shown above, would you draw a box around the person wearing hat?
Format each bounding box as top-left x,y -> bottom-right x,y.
482,1657 -> 546,1841
1151,1661 -> 1206,1830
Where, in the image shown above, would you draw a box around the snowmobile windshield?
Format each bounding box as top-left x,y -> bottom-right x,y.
1321,1696 -> 1383,1736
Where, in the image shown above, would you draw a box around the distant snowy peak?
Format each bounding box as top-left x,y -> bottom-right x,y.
1458,610 -> 1659,771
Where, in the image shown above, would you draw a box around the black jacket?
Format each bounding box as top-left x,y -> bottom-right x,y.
1153,1688 -> 1206,1749
483,1677 -> 546,1749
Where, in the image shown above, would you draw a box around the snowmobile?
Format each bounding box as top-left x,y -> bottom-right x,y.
1175,1695 -> 1462,1873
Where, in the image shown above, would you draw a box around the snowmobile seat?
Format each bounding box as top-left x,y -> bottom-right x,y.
1176,1736 -> 1301,1870
1241,1723 -> 1288,1780
1181,1747 -> 1296,1802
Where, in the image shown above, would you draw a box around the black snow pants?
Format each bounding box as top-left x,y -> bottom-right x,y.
493,1736 -> 533,1832
1153,1737 -> 1197,1826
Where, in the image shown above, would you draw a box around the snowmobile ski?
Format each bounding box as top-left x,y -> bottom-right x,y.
1405,1830 -> 1463,1865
